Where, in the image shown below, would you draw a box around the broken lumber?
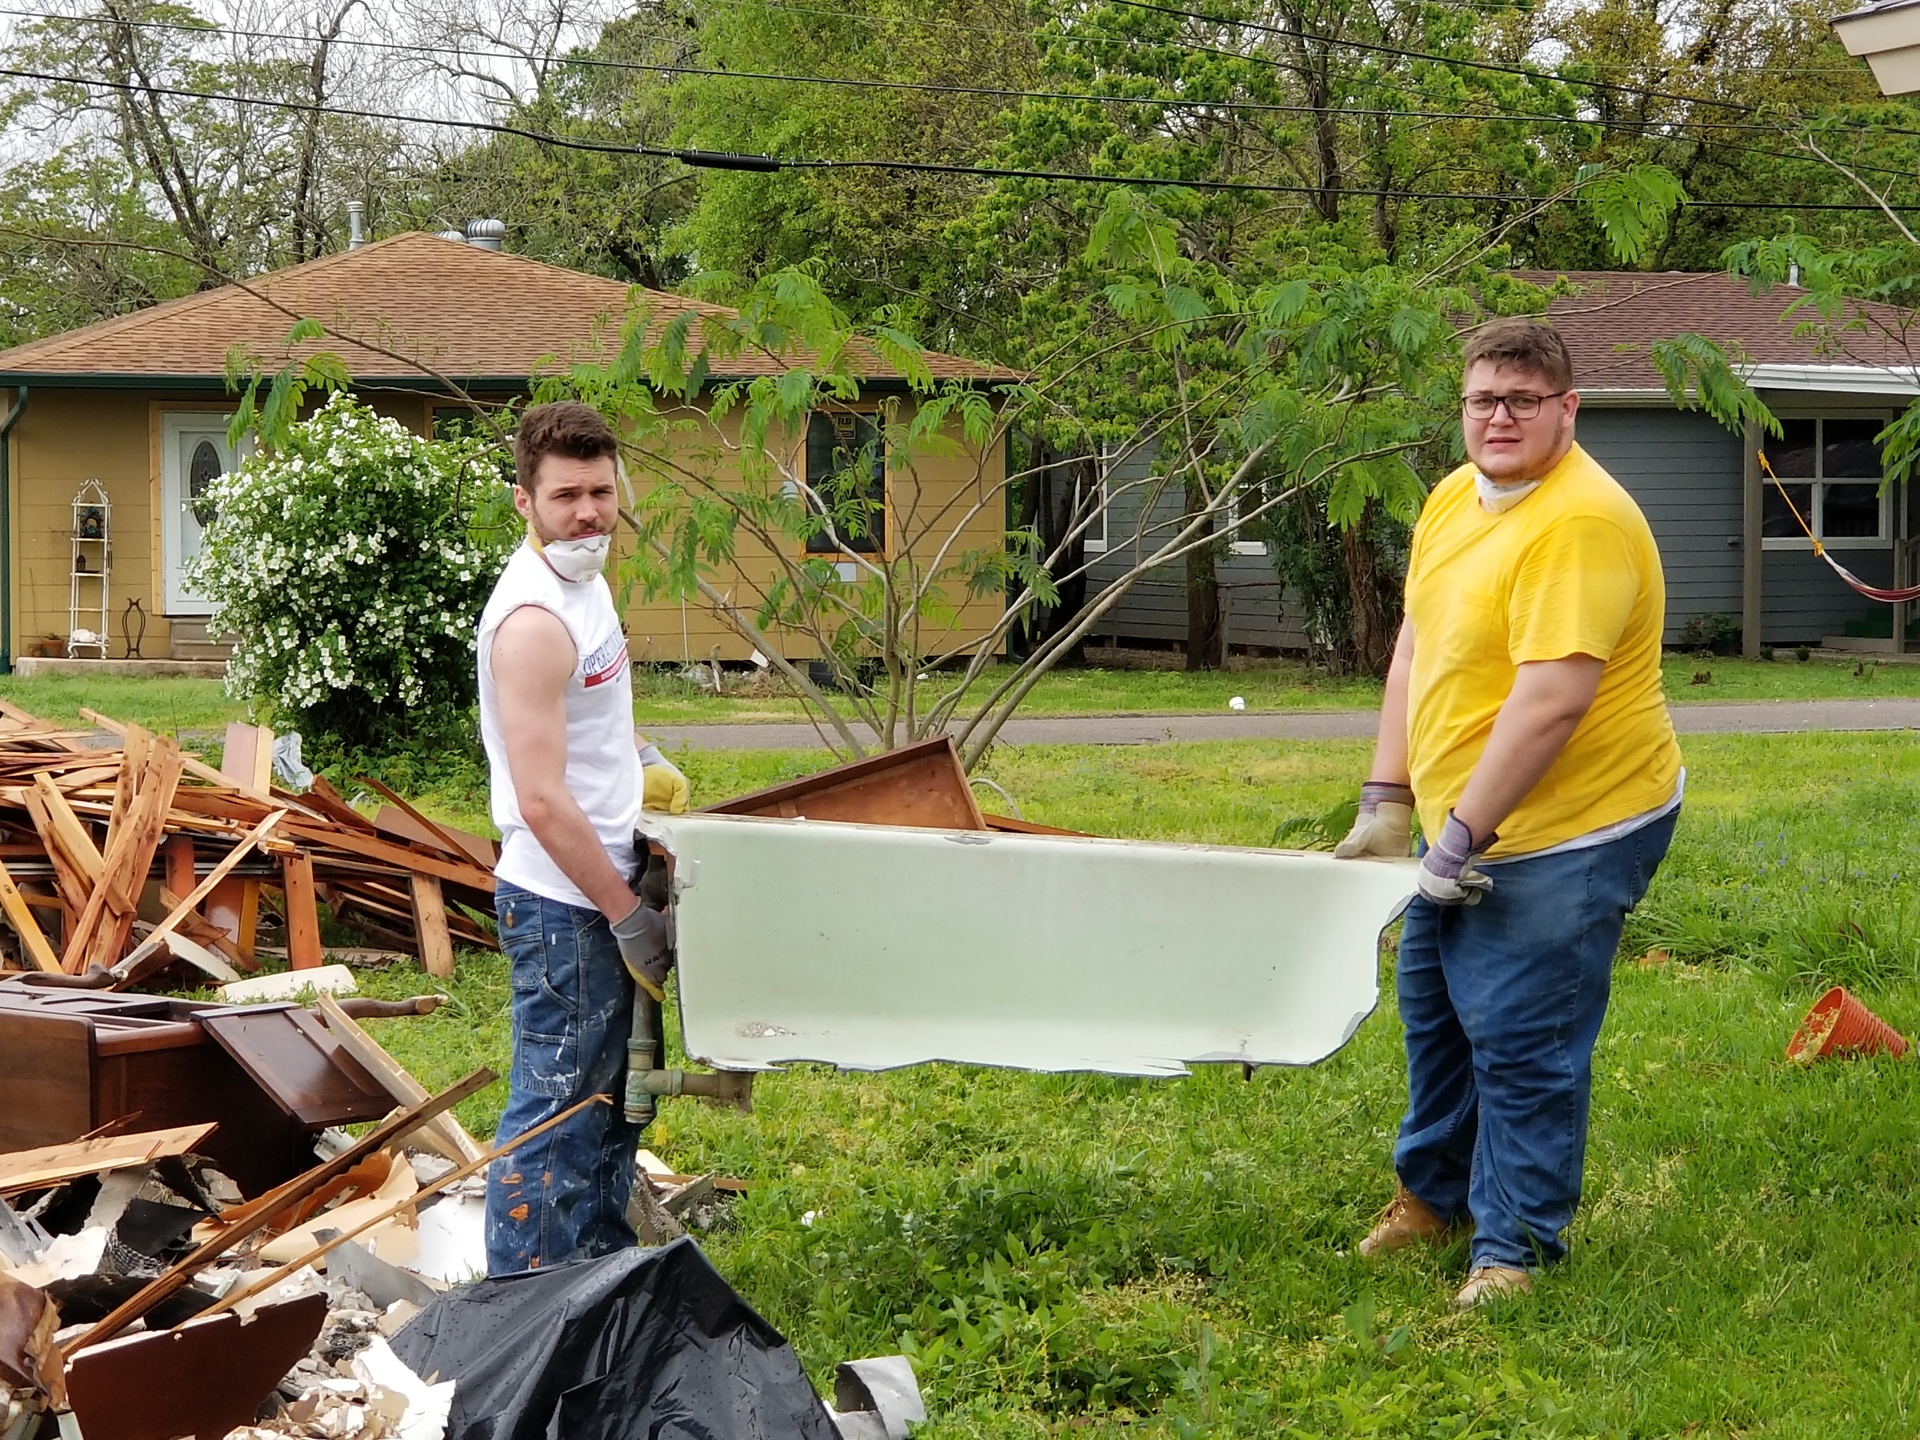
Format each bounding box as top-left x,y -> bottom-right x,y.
315,994 -> 482,1164
0,1122 -> 218,1195
61,1066 -> 496,1356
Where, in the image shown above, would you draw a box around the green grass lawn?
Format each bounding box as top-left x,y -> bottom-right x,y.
643,653 -> 1920,724
334,731 -> 1920,1437
7,652 -> 1918,745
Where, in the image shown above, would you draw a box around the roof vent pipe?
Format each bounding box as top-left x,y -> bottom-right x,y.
465,218 -> 506,252
1789,260 -> 1800,287
346,199 -> 366,250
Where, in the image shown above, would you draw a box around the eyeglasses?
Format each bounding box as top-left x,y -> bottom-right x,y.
1462,390 -> 1568,420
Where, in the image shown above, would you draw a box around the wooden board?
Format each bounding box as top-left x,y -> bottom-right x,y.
703,735 -> 988,830
408,874 -> 456,979
0,1122 -> 219,1195
0,854 -> 64,973
65,1293 -> 327,1440
315,995 -> 481,1163
282,849 -> 323,971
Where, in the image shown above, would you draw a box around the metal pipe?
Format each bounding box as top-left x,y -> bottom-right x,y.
0,386 -> 27,673
635,1068 -> 755,1111
624,988 -> 660,1126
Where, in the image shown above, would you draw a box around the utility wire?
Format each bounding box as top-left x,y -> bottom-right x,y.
10,0 -> 1920,192
6,61 -> 1919,213
0,5 -> 1881,135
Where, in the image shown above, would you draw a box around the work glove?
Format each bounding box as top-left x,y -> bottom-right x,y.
611,900 -> 674,1002
1416,811 -> 1496,906
638,741 -> 690,815
1333,781 -> 1415,859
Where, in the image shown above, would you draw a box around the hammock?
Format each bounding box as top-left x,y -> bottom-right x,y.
1758,452 -> 1920,604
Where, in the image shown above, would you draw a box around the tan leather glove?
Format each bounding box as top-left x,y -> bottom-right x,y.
1333,781 -> 1415,859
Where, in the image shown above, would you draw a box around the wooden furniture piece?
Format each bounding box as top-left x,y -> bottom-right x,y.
0,985 -> 389,1196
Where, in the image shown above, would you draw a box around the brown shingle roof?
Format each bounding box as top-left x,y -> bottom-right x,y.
1520,270 -> 1920,391
0,232 -> 1013,386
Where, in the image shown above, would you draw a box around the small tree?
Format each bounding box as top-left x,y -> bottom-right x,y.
188,392 -> 517,751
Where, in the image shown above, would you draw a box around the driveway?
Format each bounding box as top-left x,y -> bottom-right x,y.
640,697 -> 1920,751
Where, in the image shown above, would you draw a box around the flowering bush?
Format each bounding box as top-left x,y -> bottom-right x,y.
188,392 -> 516,749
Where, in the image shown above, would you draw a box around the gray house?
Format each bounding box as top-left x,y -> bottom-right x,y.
1088,270 -> 1920,658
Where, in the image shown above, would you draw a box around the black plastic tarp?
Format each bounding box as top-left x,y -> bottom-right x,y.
389,1237 -> 839,1440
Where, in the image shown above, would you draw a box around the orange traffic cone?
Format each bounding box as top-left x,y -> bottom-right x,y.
1786,986 -> 1910,1064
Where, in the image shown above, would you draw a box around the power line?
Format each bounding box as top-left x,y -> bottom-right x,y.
10,1 -> 1918,184
5,61 -> 1920,215
9,4 -> 1917,203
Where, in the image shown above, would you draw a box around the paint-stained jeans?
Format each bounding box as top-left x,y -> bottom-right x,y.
1393,811 -> 1676,1271
485,882 -> 640,1275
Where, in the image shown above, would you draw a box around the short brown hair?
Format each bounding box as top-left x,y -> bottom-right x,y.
1461,318 -> 1573,391
513,401 -> 618,492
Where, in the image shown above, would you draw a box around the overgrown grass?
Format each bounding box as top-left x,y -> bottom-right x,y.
336,732 -> 1920,1436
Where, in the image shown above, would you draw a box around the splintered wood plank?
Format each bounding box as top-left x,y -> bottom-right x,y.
0,1122 -> 220,1194
110,810 -> 287,984
221,722 -> 276,794
275,822 -> 496,892
282,848 -> 323,972
205,876 -> 260,965
0,855 -> 64,974
31,773 -> 110,892
163,834 -> 195,900
71,739 -> 183,973
315,995 -> 482,1163
408,873 -> 456,979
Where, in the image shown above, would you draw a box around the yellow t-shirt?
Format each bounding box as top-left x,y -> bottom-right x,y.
1404,443 -> 1680,858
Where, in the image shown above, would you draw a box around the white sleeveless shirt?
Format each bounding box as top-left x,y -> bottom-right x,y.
477,542 -> 640,908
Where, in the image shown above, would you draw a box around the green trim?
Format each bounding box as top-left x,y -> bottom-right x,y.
0,386 -> 27,674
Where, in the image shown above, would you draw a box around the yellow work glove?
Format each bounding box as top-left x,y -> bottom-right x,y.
637,741 -> 690,814
1333,781 -> 1415,859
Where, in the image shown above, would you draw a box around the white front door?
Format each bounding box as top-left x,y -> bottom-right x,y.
159,412 -> 244,615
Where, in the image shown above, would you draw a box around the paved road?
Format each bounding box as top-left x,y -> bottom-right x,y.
640,697 -> 1920,750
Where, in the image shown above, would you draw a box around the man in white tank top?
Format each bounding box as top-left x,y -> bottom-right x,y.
476,401 -> 665,1274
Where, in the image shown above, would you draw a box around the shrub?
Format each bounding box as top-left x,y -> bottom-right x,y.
187,393 -> 517,752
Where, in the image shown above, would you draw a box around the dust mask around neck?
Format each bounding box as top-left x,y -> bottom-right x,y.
1475,470 -> 1543,514
530,526 -> 610,583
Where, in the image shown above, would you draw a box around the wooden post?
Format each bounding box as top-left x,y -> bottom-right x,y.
1742,419 -> 1763,659
409,873 -> 456,980
281,849 -> 323,971
218,722 -> 272,963
163,835 -> 195,902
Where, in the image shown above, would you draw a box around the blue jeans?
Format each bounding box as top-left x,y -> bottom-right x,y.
1393,811 -> 1676,1271
486,883 -> 641,1275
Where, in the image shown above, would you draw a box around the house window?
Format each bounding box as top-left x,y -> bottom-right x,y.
1080,451 -> 1109,554
1761,417 -> 1890,550
1228,477 -> 1268,557
804,411 -> 885,555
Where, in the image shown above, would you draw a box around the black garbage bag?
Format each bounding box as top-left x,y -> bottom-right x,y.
389,1237 -> 838,1440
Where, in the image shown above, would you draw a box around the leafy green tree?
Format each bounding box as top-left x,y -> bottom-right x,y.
670,0 -> 1041,339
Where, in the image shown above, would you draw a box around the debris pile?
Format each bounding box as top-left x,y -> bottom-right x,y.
0,702 -> 496,987
0,712 -> 931,1439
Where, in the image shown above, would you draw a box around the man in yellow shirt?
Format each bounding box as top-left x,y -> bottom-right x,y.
1335,318 -> 1682,1309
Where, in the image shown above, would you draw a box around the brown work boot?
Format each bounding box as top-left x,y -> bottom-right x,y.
1453,1265 -> 1533,1309
1357,1183 -> 1456,1258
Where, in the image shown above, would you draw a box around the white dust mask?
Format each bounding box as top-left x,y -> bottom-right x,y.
532,528 -> 611,582
1475,470 -> 1543,514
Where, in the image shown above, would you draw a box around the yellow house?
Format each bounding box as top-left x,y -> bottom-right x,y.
0,231 -> 1012,671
